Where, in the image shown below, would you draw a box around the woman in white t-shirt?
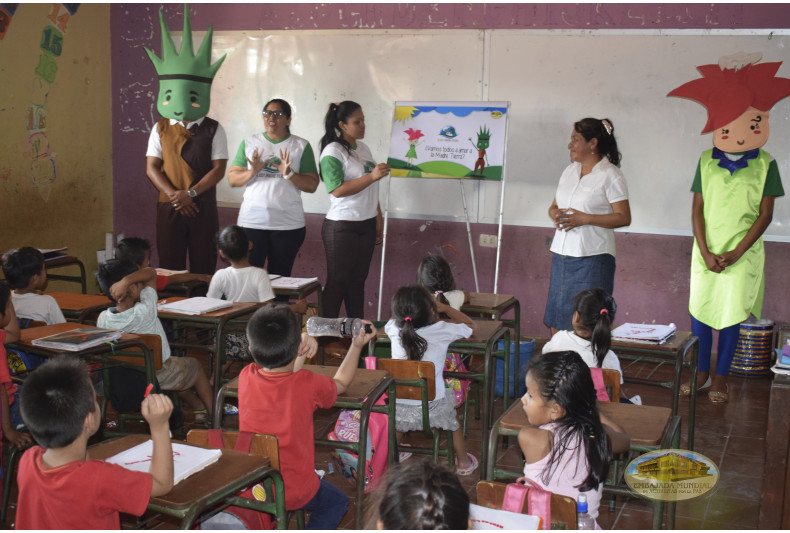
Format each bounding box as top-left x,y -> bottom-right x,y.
544,118 -> 631,334
318,101 -> 391,318
227,99 -> 319,278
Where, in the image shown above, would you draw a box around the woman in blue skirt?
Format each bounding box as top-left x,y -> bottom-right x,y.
544,118 -> 631,334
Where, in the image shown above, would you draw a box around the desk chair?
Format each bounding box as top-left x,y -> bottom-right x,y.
186,429 -> 298,529
375,359 -> 458,468
475,480 -> 577,529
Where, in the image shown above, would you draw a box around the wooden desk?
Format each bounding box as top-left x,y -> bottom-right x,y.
271,278 -> 323,317
89,434 -> 287,529
157,298 -> 258,409
47,291 -> 112,323
44,255 -> 87,293
462,292 -> 521,385
158,280 -> 209,299
371,319 -> 510,478
613,331 -> 699,450
213,365 -> 396,529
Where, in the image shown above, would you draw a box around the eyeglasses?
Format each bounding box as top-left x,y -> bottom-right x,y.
262,110 -> 286,118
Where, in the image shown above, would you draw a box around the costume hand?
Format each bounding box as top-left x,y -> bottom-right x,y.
275,148 -> 292,176
109,279 -> 130,302
247,149 -> 266,175
352,320 -> 377,348
141,393 -> 174,429
297,333 -> 318,360
370,163 -> 391,181
702,251 -> 724,273
557,208 -> 587,231
718,248 -> 743,268
5,428 -> 32,448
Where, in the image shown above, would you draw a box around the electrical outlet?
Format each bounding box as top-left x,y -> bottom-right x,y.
479,234 -> 497,248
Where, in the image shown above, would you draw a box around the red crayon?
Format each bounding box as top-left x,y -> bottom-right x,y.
143,383 -> 154,399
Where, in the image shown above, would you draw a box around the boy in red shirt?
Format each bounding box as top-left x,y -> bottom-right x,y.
239,305 -> 375,529
15,356 -> 174,529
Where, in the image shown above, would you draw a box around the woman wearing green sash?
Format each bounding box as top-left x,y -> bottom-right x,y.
669,53 -> 790,403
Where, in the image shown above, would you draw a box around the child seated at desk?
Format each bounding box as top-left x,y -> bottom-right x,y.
96,259 -> 214,425
16,356 -> 174,529
239,305 -> 375,529
0,283 -> 32,449
208,225 -> 307,365
116,237 -> 212,291
2,246 -> 66,325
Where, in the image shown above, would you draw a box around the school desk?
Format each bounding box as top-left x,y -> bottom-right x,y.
158,280 -> 209,299
461,291 -> 521,377
46,291 -> 112,323
88,434 -> 288,529
157,298 -> 258,407
484,399 -> 681,529
370,319 -> 510,477
44,254 -> 87,293
213,365 -> 396,529
270,277 -> 324,317
612,331 -> 699,450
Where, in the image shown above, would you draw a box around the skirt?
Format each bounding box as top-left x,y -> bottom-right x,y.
395,388 -> 460,433
544,253 -> 615,331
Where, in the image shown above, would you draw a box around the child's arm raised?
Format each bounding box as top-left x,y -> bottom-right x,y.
163,272 -> 212,286
110,267 -> 158,301
141,393 -> 174,497
436,300 -> 476,331
292,333 -> 318,373
333,321 -> 377,394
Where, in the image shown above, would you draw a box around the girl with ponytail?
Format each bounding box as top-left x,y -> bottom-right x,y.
318,101 -> 391,318
519,350 -> 627,524
543,288 -> 623,385
385,285 -> 479,475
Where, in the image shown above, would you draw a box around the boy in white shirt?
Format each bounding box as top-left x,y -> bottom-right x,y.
2,247 -> 65,325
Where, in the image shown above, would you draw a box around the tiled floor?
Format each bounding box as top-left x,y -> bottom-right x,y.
1,346 -> 771,529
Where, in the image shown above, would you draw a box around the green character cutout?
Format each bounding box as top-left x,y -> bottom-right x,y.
469,125 -> 490,176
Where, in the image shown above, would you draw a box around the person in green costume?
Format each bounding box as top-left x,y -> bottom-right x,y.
669,53 -> 790,403
144,6 -> 227,275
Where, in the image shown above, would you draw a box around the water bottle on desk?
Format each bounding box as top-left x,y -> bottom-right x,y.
306,317 -> 371,338
576,494 -> 595,530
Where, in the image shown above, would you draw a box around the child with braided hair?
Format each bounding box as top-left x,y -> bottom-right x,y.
518,350 -> 627,524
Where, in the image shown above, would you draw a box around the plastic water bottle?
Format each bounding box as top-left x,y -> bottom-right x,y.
306,317 -> 371,338
576,494 -> 595,530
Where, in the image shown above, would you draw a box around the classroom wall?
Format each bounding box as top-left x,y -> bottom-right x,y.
1,4 -> 112,291
111,3 -> 790,334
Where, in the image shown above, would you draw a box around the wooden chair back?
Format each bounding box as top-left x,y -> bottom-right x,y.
476,480 -> 577,529
108,333 -> 163,370
186,429 -> 280,469
376,359 -> 435,400
601,368 -> 620,402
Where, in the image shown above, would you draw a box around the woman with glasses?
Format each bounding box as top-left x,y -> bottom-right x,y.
228,99 -> 319,277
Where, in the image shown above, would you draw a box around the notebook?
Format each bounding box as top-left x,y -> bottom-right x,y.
270,276 -> 318,289
107,440 -> 222,485
612,323 -> 677,344
31,327 -> 122,351
158,297 -> 233,315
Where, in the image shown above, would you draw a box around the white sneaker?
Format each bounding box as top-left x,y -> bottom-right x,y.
630,395 -> 642,405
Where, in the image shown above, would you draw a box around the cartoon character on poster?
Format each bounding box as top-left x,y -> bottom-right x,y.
143,5 -> 228,274
668,52 -> 790,403
403,128 -> 423,166
469,125 -> 490,176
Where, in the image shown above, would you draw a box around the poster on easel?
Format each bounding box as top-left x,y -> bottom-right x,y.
386,101 -> 508,180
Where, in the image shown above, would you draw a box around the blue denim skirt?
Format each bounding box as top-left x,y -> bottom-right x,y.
544,253 -> 616,331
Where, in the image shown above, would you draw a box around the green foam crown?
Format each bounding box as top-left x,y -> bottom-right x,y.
144,6 -> 225,83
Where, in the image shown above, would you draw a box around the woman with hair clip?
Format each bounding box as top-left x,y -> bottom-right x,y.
227,98 -> 319,278
544,118 -> 631,335
319,101 -> 390,318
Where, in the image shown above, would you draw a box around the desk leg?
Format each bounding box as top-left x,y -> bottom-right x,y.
355,400 -> 372,530
212,322 -> 225,418
686,338 -> 699,451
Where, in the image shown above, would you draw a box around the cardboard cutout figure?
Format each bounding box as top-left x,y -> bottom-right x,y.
668,53 -> 790,402
144,6 -> 228,274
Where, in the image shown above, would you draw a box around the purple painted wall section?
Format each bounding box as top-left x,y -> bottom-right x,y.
112,3 -> 790,336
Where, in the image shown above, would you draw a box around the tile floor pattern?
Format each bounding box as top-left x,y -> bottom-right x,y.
1,349 -> 771,529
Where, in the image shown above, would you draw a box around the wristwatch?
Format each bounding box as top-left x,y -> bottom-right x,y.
188,188 -> 197,198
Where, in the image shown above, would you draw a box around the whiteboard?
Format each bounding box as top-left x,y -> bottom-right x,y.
202,29 -> 790,240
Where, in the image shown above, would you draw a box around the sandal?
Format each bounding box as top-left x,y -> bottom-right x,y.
708,386 -> 728,404
679,376 -> 711,396
193,409 -> 209,425
455,453 -> 479,476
